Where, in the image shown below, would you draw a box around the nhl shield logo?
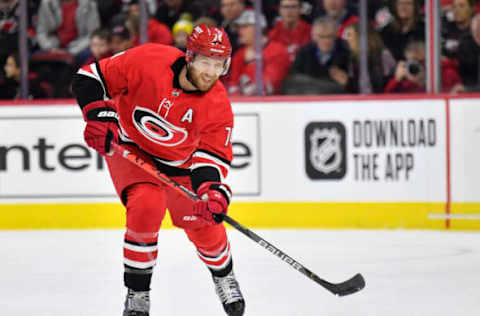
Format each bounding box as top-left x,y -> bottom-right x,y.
305,122 -> 346,179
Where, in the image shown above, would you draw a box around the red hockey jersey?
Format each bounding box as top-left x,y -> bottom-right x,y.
228,41 -> 291,95
77,44 -> 233,180
132,19 -> 173,47
268,20 -> 311,62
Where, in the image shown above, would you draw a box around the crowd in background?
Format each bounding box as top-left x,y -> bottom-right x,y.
1,0 -> 480,99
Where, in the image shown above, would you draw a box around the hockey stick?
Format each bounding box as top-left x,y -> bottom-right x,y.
111,143 -> 366,296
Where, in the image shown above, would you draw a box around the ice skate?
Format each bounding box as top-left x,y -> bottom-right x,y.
212,270 -> 245,316
123,288 -> 150,316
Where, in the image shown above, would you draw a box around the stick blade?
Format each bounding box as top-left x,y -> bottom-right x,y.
334,273 -> 365,297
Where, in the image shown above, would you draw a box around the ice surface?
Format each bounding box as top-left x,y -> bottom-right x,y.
1,229 -> 479,315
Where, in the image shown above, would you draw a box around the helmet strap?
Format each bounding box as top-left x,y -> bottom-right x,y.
221,57 -> 231,76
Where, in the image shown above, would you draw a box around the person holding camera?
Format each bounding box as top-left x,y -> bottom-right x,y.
384,40 -> 425,93
384,40 -> 462,93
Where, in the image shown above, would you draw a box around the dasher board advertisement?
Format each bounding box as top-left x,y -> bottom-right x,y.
234,99 -> 446,202
450,98 -> 480,202
0,99 -> 446,203
0,105 -> 260,201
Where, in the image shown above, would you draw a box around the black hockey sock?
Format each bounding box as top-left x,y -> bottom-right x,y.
124,265 -> 153,291
209,258 -> 233,278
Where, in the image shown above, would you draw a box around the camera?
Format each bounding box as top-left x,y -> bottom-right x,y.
406,60 -> 421,77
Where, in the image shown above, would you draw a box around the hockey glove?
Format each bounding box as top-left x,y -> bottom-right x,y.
82,100 -> 119,156
193,182 -> 232,225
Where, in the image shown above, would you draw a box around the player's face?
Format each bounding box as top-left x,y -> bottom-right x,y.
189,55 -> 226,91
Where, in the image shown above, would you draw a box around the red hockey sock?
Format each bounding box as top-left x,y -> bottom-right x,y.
185,224 -> 232,276
123,183 -> 166,290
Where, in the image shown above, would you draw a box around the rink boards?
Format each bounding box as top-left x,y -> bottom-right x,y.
0,95 -> 479,230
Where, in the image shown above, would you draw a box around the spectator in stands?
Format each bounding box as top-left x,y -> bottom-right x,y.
380,0 -> 425,61
194,16 -> 218,27
155,0 -> 203,29
0,52 -> 49,99
96,0 -> 123,27
442,0 -> 476,60
344,22 -> 396,93
320,0 -> 358,39
384,40 -> 425,93
82,28 -> 112,66
133,0 -> 157,16
0,0 -> 19,65
284,16 -> 351,94
35,0 -> 100,63
455,14 -> 480,92
228,10 -> 291,95
269,0 -> 312,62
172,18 -> 193,51
384,40 -> 462,93
440,0 -> 480,16
109,0 -> 157,26
442,0 -> 454,12
219,0 -> 246,53
124,0 -> 173,46
110,24 -> 133,54
262,0 -> 283,28
0,0 -> 37,68
369,0 -> 393,29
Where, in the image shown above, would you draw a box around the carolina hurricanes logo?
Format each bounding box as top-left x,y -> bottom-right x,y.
132,106 -> 188,147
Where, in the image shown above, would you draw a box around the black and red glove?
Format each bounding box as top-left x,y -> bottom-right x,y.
82,100 -> 119,156
193,181 -> 232,225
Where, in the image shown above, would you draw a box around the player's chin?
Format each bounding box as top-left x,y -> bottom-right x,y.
198,80 -> 216,92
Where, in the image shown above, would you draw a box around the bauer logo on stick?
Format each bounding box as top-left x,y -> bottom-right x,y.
305,122 -> 347,180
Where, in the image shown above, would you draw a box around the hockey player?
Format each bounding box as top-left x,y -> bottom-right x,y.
71,24 -> 245,316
